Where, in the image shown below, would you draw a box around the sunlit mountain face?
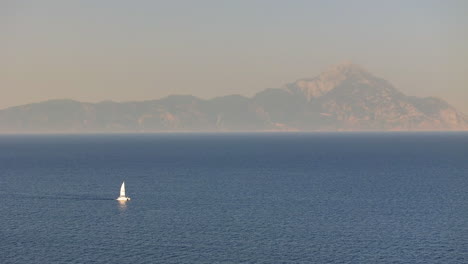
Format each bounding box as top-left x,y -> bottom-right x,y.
1,62 -> 467,133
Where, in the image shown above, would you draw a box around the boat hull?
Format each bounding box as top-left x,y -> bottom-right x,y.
116,196 -> 131,201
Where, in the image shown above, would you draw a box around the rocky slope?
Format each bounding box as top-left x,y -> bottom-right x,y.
1,62 -> 467,132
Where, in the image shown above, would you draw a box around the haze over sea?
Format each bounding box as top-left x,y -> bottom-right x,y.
1,133 -> 467,263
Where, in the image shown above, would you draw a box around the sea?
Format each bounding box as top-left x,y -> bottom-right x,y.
0,132 -> 467,263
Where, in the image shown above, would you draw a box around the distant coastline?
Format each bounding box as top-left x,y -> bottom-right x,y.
1,63 -> 467,133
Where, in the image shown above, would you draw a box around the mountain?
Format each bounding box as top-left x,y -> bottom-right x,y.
1,62 -> 467,132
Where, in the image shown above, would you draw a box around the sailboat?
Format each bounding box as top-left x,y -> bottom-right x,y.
116,181 -> 131,201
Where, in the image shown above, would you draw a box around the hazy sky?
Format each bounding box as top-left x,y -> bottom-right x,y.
2,0 -> 468,112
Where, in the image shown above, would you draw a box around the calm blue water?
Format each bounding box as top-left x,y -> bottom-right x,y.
0,133 -> 467,263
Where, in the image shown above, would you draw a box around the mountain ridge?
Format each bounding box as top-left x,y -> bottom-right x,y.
1,63 -> 467,132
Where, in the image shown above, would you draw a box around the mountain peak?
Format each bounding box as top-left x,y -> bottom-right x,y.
316,61 -> 378,86
322,61 -> 370,78
286,62 -> 379,101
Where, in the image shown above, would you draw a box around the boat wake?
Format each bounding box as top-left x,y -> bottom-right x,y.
9,193 -> 114,201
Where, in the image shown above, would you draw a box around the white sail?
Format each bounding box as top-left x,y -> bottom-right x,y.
120,182 -> 126,197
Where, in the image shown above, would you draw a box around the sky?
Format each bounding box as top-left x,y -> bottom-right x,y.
2,0 -> 468,113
